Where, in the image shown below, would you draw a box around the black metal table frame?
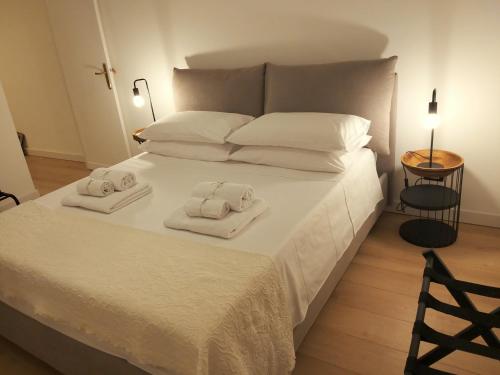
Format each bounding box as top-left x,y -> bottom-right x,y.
399,164 -> 464,248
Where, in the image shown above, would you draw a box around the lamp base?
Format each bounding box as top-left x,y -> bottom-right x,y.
417,161 -> 443,168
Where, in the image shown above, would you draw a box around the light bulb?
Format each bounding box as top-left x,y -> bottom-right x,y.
425,113 -> 440,129
133,95 -> 145,108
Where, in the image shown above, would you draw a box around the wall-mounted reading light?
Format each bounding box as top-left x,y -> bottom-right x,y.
132,78 -> 156,122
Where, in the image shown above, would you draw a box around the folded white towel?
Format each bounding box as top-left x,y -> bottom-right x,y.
76,177 -> 115,197
192,182 -> 254,212
90,168 -> 136,191
184,197 -> 231,219
165,199 -> 268,239
62,183 -> 152,214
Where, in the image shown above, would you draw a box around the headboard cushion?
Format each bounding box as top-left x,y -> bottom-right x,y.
173,65 -> 265,117
264,56 -> 398,155
377,73 -> 398,175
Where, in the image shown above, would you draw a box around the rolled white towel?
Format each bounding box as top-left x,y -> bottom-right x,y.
184,197 -> 231,219
90,168 -> 136,191
76,177 -> 115,197
192,182 -> 254,212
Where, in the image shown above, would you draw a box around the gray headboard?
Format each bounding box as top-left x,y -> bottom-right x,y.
378,73 -> 397,175
173,65 -> 265,118
173,57 -> 397,174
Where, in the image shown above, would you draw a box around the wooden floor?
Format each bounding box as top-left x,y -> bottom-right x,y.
295,215 -> 500,375
2,156 -> 499,374
25,155 -> 90,196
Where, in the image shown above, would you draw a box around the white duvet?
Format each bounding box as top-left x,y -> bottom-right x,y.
36,148 -> 383,326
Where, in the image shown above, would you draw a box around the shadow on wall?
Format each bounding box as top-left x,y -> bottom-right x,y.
183,16 -> 389,68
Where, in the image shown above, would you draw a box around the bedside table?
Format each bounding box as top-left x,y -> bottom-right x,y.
133,128 -> 146,144
399,149 -> 464,248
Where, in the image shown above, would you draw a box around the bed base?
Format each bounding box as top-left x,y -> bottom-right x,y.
0,174 -> 388,374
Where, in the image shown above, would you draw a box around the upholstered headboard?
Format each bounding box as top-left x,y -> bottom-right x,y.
379,73 -> 398,175
172,65 -> 265,118
172,57 -> 397,174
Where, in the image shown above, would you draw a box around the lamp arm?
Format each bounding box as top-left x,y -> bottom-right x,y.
133,78 -> 156,122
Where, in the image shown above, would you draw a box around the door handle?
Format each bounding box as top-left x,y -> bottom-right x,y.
94,63 -> 115,90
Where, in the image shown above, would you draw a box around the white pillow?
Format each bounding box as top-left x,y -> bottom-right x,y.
230,135 -> 371,173
139,111 -> 254,144
227,112 -> 370,152
139,141 -> 234,161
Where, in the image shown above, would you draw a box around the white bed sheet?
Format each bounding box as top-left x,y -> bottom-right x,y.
36,148 -> 383,326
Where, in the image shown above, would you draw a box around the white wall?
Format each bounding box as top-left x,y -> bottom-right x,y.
101,0 -> 500,226
0,0 -> 84,161
0,82 -> 39,210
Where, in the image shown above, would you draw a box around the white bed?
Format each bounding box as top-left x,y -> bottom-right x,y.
0,57 -> 397,374
34,148 -> 382,330
0,148 -> 384,374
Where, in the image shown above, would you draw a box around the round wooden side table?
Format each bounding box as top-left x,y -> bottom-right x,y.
133,128 -> 146,144
399,149 -> 464,248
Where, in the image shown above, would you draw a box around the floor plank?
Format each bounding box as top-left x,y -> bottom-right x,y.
293,352 -> 357,375
0,336 -> 59,375
1,156 -> 498,374
297,213 -> 500,375
25,155 -> 89,196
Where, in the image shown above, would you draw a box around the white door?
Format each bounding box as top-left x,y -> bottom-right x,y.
46,0 -> 130,169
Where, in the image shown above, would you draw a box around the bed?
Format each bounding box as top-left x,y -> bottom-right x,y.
0,57 -> 397,374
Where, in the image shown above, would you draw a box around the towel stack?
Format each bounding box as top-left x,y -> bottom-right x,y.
165,181 -> 268,238
185,181 -> 255,219
62,168 -> 152,213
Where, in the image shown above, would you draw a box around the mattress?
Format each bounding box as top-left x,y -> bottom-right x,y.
34,148 -> 383,328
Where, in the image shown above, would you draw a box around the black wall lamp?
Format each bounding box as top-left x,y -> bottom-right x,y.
132,78 -> 156,122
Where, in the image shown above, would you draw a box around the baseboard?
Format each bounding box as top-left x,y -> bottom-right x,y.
386,200 -> 500,229
0,190 -> 40,212
459,208 -> 500,228
27,148 -> 84,162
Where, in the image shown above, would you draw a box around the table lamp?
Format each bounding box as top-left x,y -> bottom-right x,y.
132,78 -> 156,122
418,89 -> 443,168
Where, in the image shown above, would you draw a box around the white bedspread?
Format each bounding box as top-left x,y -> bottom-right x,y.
0,202 -> 295,375
36,148 -> 383,327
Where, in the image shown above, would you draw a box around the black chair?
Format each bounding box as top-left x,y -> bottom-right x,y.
405,250 -> 500,374
0,191 -> 20,206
